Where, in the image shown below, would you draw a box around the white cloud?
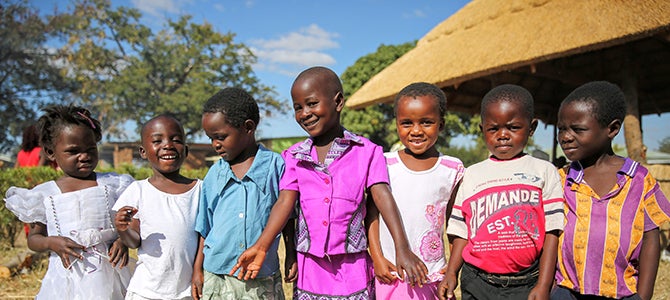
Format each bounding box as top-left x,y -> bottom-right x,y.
248,24 -> 339,75
403,9 -> 427,19
213,3 -> 225,12
131,0 -> 181,17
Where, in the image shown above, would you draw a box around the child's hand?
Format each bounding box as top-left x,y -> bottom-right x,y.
114,206 -> 137,232
108,238 -> 128,268
395,247 -> 428,287
48,236 -> 85,269
438,272 -> 458,300
527,285 -> 550,300
284,257 -> 298,283
373,256 -> 399,284
191,267 -> 204,300
229,245 -> 267,280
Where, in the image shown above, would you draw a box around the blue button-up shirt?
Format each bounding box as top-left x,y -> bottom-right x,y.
195,145 -> 284,277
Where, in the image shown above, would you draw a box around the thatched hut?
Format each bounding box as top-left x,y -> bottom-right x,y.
346,0 -> 670,162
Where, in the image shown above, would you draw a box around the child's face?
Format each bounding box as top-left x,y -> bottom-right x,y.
202,112 -> 254,164
480,100 -> 536,160
291,77 -> 343,138
139,116 -> 187,175
557,101 -> 615,162
396,95 -> 443,157
46,124 -> 98,179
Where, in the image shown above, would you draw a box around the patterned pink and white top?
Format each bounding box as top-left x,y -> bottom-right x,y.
378,151 -> 464,283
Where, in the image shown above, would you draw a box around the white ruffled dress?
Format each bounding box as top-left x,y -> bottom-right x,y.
5,173 -> 134,300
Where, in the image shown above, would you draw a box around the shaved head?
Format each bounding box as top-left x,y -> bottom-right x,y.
292,66 -> 343,99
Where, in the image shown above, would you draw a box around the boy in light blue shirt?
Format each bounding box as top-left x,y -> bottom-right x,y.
192,87 -> 296,299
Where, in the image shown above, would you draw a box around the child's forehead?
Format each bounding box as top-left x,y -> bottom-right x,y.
142,116 -> 184,136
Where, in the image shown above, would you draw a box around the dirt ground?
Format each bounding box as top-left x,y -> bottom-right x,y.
1,234 -> 669,299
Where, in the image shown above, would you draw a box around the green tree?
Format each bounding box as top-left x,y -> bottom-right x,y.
659,136 -> 670,153
0,0 -> 74,151
341,43 -> 475,151
52,0 -> 284,138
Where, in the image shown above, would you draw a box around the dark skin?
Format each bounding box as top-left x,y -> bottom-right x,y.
440,99 -> 556,300
114,116 -> 197,249
230,67 -> 428,286
190,117 -> 297,300
557,101 -> 660,299
33,124 -> 127,269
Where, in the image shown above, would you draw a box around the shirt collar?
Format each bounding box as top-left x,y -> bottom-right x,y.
290,128 -> 362,160
216,144 -> 271,192
565,156 -> 638,184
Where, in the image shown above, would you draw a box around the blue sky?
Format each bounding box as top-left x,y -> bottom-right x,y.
33,0 -> 670,151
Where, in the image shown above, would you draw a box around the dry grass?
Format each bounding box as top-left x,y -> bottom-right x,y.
2,234 -> 669,299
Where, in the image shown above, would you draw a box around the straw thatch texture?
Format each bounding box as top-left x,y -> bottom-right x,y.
346,0 -> 670,124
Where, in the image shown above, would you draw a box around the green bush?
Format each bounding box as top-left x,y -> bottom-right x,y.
1,166 -> 208,247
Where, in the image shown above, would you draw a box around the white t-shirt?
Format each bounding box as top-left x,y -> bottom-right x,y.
379,151 -> 464,282
447,155 -> 564,274
113,179 -> 201,299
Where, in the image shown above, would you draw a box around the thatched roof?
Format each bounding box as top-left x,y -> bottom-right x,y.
346,0 -> 670,124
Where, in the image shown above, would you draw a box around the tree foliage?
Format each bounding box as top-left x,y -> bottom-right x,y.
2,0 -> 284,148
341,42 -> 476,151
659,136 -> 670,154
52,0 -> 284,138
0,0 -> 74,151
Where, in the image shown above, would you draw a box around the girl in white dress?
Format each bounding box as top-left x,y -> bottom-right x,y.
5,105 -> 133,300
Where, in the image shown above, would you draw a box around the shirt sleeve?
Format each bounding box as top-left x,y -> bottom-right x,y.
366,143 -> 390,188
279,149 -> 299,191
447,171 -> 469,239
543,165 -> 565,232
112,180 -> 141,219
642,174 -> 670,231
195,168 -> 215,237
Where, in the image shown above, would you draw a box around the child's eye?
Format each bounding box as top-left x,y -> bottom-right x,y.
307,102 -> 318,107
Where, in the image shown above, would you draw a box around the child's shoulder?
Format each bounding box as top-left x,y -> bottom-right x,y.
96,172 -> 134,192
438,153 -> 465,169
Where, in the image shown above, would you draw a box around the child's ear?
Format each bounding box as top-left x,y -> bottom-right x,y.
607,119 -> 622,139
334,92 -> 344,112
243,119 -> 257,134
138,146 -> 148,159
44,147 -> 55,161
529,119 -> 539,136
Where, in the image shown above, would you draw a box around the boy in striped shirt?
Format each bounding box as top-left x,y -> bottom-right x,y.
553,81 -> 670,300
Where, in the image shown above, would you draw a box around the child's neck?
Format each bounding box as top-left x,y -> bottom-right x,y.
399,148 -> 439,172
56,172 -> 97,193
229,144 -> 259,179
579,151 -> 624,199
149,171 -> 195,194
312,125 -> 344,164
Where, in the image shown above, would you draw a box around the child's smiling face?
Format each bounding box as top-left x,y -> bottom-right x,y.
395,95 -> 443,157
140,116 -> 187,175
291,76 -> 343,138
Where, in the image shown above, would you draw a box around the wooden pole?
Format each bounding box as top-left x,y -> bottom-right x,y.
621,72 -> 646,163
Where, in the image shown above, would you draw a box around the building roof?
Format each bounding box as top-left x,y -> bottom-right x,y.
346,0 -> 670,124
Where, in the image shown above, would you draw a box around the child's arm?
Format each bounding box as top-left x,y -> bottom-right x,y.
638,228 -> 661,300
108,238 -> 129,268
369,183 -> 428,286
27,222 -> 84,268
282,217 -> 298,283
528,230 -> 560,300
113,206 -> 141,248
192,235 -> 205,300
365,197 -> 398,284
231,189 -> 299,280
439,236 -> 466,300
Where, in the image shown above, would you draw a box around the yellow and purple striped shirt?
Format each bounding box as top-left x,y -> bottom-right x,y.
555,158 -> 670,298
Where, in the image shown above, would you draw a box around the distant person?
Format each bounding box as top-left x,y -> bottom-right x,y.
440,84 -> 564,300
113,114 -> 201,299
192,87 -> 295,299
5,105 -> 133,299
15,124 -> 47,168
552,81 -> 670,300
231,66 -> 427,299
367,82 -> 464,299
